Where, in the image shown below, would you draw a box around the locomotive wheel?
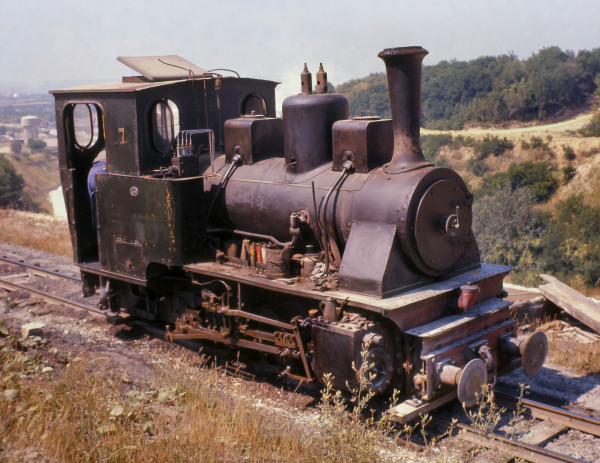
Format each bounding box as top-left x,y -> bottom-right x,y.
362,346 -> 394,395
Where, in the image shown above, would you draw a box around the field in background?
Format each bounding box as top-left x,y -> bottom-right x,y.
0,209 -> 71,257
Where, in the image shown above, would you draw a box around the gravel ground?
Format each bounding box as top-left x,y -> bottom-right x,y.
2,240 -> 600,461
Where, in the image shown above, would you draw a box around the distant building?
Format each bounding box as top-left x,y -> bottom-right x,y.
21,116 -> 40,141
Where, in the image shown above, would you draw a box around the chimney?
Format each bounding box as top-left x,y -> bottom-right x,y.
377,46 -> 430,173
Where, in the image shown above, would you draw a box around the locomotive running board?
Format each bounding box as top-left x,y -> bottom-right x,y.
184,261 -> 511,313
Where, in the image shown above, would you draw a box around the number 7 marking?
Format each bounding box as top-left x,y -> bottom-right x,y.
118,128 -> 125,144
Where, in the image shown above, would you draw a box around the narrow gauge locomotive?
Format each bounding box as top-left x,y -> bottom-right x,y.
51,47 -> 547,419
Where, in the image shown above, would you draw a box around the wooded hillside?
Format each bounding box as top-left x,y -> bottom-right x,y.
336,47 -> 600,129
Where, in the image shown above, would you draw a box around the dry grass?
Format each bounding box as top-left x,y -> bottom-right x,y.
0,326 -> 410,463
2,146 -> 61,214
421,112 -> 600,206
546,335 -> 600,375
0,209 -> 72,257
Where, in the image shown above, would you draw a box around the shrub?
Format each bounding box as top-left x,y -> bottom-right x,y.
421,134 -> 453,162
562,165 -> 576,183
506,161 -> 558,202
578,112 -> 600,137
451,135 -> 476,148
562,145 -> 576,161
527,136 -> 554,157
530,136 -> 544,148
474,135 -> 514,159
477,161 -> 558,202
467,158 -> 488,176
473,185 -> 544,276
10,141 -> 22,154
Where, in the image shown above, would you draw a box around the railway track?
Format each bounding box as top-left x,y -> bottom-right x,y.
427,389 -> 600,462
0,255 -> 106,317
0,256 -> 81,281
2,256 -> 600,462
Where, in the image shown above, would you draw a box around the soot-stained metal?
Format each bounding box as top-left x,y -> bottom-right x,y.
51,47 -> 548,420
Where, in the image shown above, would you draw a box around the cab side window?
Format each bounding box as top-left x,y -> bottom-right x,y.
150,99 -> 179,155
64,103 -> 105,167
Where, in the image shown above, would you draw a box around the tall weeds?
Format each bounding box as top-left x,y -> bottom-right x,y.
0,327 -> 415,462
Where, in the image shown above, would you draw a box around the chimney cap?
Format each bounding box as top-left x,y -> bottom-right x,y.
377,46 -> 428,59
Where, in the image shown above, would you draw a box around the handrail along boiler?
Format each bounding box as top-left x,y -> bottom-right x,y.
51,46 -> 547,416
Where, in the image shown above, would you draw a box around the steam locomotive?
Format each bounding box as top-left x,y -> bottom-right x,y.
51,47 -> 547,420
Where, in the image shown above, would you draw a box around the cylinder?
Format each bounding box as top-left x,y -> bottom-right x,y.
21,115 -> 40,142
265,245 -> 291,279
255,244 -> 262,264
282,92 -> 349,173
320,296 -> 339,322
316,63 -> 328,94
301,253 -> 318,278
301,63 -> 312,95
437,359 -> 487,407
438,363 -> 462,386
249,242 -> 256,267
377,47 -> 429,173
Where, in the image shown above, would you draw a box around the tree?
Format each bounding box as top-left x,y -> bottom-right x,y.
0,154 -> 29,208
27,139 -> 46,152
578,112 -> 600,137
478,161 -> 558,202
506,161 -> 558,202
10,141 -> 22,155
521,47 -> 584,118
421,134 -> 453,162
473,186 -> 544,278
540,195 -> 600,286
338,46 -> 600,129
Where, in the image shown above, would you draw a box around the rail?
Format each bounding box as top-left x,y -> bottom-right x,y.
426,389 -> 600,463
495,389 -> 600,437
430,416 -> 584,463
0,277 -> 105,316
0,255 -> 81,281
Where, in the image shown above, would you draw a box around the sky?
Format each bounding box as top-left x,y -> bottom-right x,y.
2,0 -> 600,106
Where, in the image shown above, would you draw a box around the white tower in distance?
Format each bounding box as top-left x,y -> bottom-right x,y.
21,115 -> 40,142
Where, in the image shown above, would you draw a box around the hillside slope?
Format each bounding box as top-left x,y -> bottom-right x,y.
0,145 -> 60,214
421,109 -> 600,208
420,110 -> 600,291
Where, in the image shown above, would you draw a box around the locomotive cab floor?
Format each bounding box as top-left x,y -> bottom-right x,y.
183,261 -> 511,315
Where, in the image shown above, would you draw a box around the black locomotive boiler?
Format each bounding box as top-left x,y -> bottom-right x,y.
51,47 -> 547,419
